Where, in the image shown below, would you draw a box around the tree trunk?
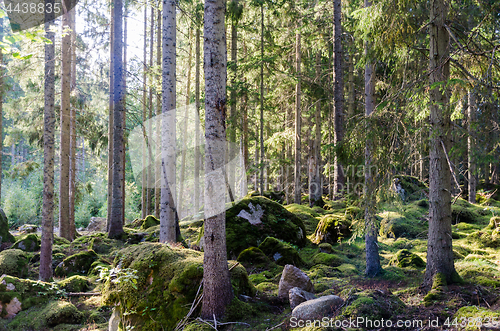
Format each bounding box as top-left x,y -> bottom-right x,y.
59,8 -> 72,240
333,0 -> 345,199
179,28 -> 192,217
0,19 -> 3,202
107,2 -> 114,231
468,92 -> 477,204
141,6 -> 147,219
259,5 -> 265,195
40,12 -> 56,282
294,33 -> 301,204
147,6 -> 155,216
122,6 -> 128,225
201,0 -> 233,319
228,9 -> 238,197
364,0 -> 380,278
160,0 -> 177,243
194,27 -> 201,213
108,0 -> 125,238
424,0 -> 457,287
69,5 -> 77,240
309,51 -> 322,207
155,8 -> 161,219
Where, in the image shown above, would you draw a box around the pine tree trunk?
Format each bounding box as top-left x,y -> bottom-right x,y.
0,19 -> 3,202
201,0 -> 233,318
347,40 -> 355,119
294,33 -> 302,204
69,6 -> 77,240
259,5 -> 265,195
147,6 -> 154,215
228,12 -> 238,196
424,0 -> 457,287
59,8 -> 72,240
155,8 -> 162,219
468,92 -> 477,203
141,6 -> 148,219
122,7 -> 127,225
40,12 -> 56,282
160,0 -> 177,243
364,0 -> 381,278
108,0 -> 125,238
309,51 -> 322,207
179,28 -> 192,216
333,0 -> 345,199
107,3 -> 114,231
194,27 -> 201,213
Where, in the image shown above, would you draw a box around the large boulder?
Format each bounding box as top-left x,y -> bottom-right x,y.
258,237 -> 304,267
278,264 -> 314,299
390,249 -> 425,269
393,175 -> 428,201
224,196 -> 307,258
0,249 -> 28,278
86,217 -> 107,232
341,289 -> 405,321
0,209 -> 15,245
54,250 -> 99,277
311,214 -> 351,245
291,295 -> 343,320
289,287 -> 316,310
11,234 -> 40,252
102,242 -> 255,331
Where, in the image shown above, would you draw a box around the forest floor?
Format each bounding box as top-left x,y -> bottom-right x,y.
1,176 -> 500,331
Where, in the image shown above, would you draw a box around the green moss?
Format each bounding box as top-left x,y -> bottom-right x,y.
141,215 -> 160,230
467,229 -> 500,248
379,211 -> 427,239
57,275 -> 91,292
341,289 -> 405,320
89,236 -> 121,255
455,259 -> 500,287
54,250 -> 99,277
393,175 -> 428,200
312,214 -> 351,244
258,237 -> 304,267
183,321 -> 216,331
11,234 -> 40,252
225,196 -> 307,258
0,275 -> 60,312
229,262 -> 256,297
237,247 -> 274,270
255,282 -> 278,296
323,199 -> 347,211
311,252 -> 343,267
53,236 -> 71,245
335,263 -> 358,275
0,249 -> 28,277
389,249 -> 425,269
454,306 -> 500,330
224,297 -> 257,320
318,243 -> 333,253
101,242 -> 254,331
487,216 -> 500,229
452,203 -> 482,224
423,273 -> 446,306
285,204 -> 320,235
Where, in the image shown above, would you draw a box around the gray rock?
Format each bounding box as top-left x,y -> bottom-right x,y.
0,297 -> 22,319
86,217 -> 107,232
292,295 -> 344,320
278,264 -> 314,299
289,287 -> 316,310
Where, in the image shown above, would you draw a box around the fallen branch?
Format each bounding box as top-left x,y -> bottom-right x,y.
66,292 -> 101,296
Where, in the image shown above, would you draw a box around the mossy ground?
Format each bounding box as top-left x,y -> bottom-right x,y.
0,191 -> 499,330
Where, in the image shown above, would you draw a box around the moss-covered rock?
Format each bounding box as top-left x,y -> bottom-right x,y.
237,247 -> 274,270
224,196 -> 307,258
467,229 -> 500,248
285,204 -> 321,235
455,259 -> 500,287
11,234 -> 40,252
89,235 -> 122,255
0,208 -> 15,245
57,275 -> 91,293
318,243 -> 333,253
310,253 -> 343,267
258,237 -> 304,267
0,249 -> 28,278
102,242 -> 254,331
487,216 -> 500,229
452,202 -> 482,224
393,175 -> 428,200
141,215 -> 160,230
311,214 -> 351,245
389,249 -> 425,269
54,250 -> 99,277
454,306 -> 500,330
379,212 -> 427,239
341,289 -> 405,320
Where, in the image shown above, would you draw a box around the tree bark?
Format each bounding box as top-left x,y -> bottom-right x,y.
107,2 -> 114,231
69,5 -> 76,240
108,0 -> 125,238
40,10 -> 56,282
194,27 -> 201,213
468,92 -> 477,204
59,7 -> 72,240
364,0 -> 381,278
141,6 -> 148,219
201,0 -> 233,319
259,4 -> 265,195
155,8 -> 162,219
333,0 -> 345,199
147,5 -> 155,216
424,0 -> 457,287
228,7 -> 238,196
160,0 -> 177,243
309,51 -> 322,207
294,33 -> 302,204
